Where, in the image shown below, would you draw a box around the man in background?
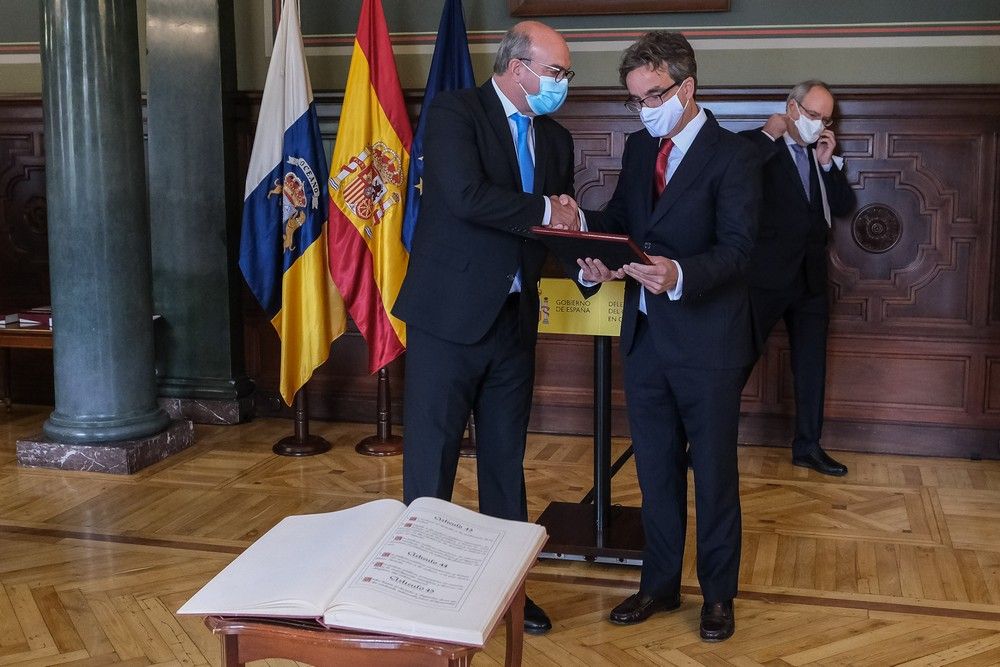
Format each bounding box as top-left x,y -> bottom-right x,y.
739,80 -> 857,477
580,31 -> 760,642
393,20 -> 581,635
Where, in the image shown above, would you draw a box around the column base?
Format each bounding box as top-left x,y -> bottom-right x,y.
158,396 -> 253,425
16,419 -> 195,474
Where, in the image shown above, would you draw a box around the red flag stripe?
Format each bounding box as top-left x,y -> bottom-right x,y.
327,208 -> 405,372
355,0 -> 413,150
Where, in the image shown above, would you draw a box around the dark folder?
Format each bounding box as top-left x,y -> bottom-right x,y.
531,227 -> 651,271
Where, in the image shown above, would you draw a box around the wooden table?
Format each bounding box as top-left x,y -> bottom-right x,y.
0,323 -> 52,411
204,583 -> 524,667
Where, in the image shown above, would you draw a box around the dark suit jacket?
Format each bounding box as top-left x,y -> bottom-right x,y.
739,129 -> 856,293
586,110 -> 760,369
393,80 -> 576,346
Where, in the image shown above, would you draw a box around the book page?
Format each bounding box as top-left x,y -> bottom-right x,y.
324,497 -> 546,645
177,498 -> 405,617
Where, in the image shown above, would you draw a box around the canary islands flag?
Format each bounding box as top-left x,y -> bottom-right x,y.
401,0 -> 475,251
328,0 -> 412,373
239,0 -> 346,405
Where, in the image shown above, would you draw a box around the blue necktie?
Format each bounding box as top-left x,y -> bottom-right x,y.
512,113 -> 534,193
791,143 -> 811,201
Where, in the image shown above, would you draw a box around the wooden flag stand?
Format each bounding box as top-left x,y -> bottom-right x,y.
355,367 -> 403,456
273,390 -> 331,456
459,412 -> 476,458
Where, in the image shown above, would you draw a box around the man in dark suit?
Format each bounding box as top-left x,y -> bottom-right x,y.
739,81 -> 857,477
392,21 -> 581,635
578,32 -> 759,642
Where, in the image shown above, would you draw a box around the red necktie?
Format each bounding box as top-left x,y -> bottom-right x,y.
653,138 -> 674,198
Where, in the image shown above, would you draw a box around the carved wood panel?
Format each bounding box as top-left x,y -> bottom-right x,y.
0,100 -> 52,405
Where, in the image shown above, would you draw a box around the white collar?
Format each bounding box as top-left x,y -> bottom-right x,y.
783,133 -> 805,149
491,78 -> 524,120
664,105 -> 707,154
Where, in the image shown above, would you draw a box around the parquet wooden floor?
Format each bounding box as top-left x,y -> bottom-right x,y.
1,405 -> 999,666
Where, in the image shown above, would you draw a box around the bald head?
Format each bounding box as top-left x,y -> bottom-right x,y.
493,21 -> 570,76
492,21 -> 571,115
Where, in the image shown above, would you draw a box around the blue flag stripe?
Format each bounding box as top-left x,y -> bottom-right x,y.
239,104 -> 329,318
401,0 -> 475,251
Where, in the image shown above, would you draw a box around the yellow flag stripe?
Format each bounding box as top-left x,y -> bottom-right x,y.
272,224 -> 347,403
328,40 -> 409,346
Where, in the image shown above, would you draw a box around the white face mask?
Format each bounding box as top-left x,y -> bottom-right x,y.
792,102 -> 824,144
640,89 -> 688,138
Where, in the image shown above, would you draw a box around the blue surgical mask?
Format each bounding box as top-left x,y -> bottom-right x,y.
518,62 -> 569,116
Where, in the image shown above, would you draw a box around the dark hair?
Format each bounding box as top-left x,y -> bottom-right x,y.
493,26 -> 532,75
788,79 -> 832,104
618,31 -> 697,88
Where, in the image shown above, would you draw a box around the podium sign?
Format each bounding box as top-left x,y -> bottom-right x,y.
537,278 -> 624,337
534,277 -> 645,565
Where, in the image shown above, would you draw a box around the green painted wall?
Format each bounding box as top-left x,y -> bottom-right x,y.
1,0 -> 998,94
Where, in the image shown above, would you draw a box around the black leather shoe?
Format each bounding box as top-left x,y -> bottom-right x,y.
524,596 -> 551,634
608,591 -> 681,625
699,599 -> 734,642
793,448 -> 848,477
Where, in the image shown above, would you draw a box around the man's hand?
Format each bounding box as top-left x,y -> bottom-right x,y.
762,113 -> 787,140
577,257 -> 624,283
622,255 -> 677,294
549,194 -> 580,231
815,128 -> 837,166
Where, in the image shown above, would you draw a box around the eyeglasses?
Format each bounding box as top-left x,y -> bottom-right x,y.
519,58 -> 575,83
624,81 -> 679,113
797,102 -> 834,127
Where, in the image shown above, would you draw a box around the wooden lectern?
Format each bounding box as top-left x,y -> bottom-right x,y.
204,582 -> 525,667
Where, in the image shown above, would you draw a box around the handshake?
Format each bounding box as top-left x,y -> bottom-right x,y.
548,193 -> 581,231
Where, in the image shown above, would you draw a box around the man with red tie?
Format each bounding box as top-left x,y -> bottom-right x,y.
580,31 -> 760,641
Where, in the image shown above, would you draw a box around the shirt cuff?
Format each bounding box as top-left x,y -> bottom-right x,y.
540,195 -> 551,226
761,129 -> 777,141
666,260 -> 683,300
821,154 -> 845,172
577,268 -> 598,288
578,209 -> 587,231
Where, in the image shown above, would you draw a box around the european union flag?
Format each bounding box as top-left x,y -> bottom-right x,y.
401,0 -> 475,251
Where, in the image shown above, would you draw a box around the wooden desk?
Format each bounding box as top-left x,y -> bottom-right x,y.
204,583 -> 524,667
0,324 -> 52,411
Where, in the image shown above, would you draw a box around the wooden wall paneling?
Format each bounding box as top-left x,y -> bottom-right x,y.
3,86 -> 999,459
0,99 -> 47,313
0,99 -> 52,405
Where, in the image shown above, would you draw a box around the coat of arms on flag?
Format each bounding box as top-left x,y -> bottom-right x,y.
330,141 -> 403,233
268,156 -> 321,252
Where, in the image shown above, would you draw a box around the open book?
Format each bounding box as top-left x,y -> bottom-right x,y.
177,497 -> 547,646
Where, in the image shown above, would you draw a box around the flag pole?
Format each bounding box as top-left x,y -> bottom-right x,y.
355,366 -> 403,456
459,412 -> 477,458
273,389 -> 331,456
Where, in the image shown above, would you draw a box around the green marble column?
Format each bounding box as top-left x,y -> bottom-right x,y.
146,0 -> 253,420
40,0 -> 170,443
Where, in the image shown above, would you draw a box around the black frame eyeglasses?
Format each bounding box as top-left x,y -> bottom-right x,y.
796,102 -> 834,127
519,58 -> 575,83
624,81 -> 679,113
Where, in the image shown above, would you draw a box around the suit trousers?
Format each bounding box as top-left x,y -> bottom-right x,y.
402,295 -> 534,522
624,315 -> 743,604
750,274 -> 829,457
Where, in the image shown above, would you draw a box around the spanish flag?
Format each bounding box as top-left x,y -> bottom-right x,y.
328,0 -> 412,373
239,0 -> 346,405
